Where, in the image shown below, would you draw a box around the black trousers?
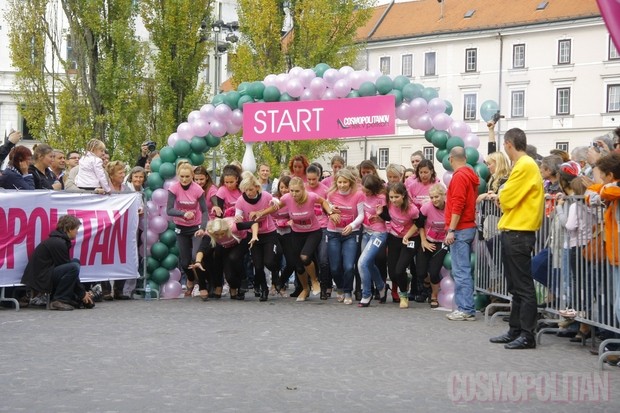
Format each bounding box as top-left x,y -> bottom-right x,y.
220,239 -> 249,289
249,230 -> 281,289
416,241 -> 447,285
51,259 -> 85,303
387,234 -> 417,293
501,231 -> 537,340
277,232 -> 297,289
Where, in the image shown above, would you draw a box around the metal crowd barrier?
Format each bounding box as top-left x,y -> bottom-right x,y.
475,195 -> 620,368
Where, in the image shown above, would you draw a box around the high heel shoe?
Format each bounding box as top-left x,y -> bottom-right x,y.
296,289 -> 310,302
259,289 -> 268,302
380,285 -> 391,304
358,295 -> 373,308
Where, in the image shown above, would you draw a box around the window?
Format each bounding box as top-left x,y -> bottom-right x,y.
558,39 -> 571,65
463,94 -> 477,120
610,38 -> 620,60
424,52 -> 436,76
511,90 -> 525,118
19,105 -> 33,140
401,54 -> 413,77
380,57 -> 391,75
556,87 -> 571,115
378,148 -> 389,169
512,44 -> 525,68
339,150 -> 348,165
423,146 -> 435,162
66,35 -> 77,70
465,48 -> 477,72
556,142 -> 569,152
608,84 -> 620,113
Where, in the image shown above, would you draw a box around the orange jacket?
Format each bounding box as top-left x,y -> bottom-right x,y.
588,182 -> 620,265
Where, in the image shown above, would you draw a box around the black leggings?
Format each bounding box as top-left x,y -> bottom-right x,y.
416,241 -> 447,285
195,241 -> 223,291
277,232 -> 297,288
176,225 -> 200,283
249,231 -> 281,289
387,233 -> 418,293
219,239 -> 249,289
291,229 -> 322,274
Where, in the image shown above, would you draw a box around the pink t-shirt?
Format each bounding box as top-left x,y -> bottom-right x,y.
168,181 -> 205,227
216,186 -> 242,217
235,192 -> 277,234
306,182 -> 329,228
322,176 -> 334,189
407,180 -> 434,209
279,192 -> 321,233
420,202 -> 446,242
327,189 -> 364,232
213,217 -> 248,248
273,196 -> 291,234
387,203 -> 420,238
362,193 -> 387,233
404,175 -> 417,191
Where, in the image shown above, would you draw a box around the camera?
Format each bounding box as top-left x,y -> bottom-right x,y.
491,111 -> 505,123
143,140 -> 156,152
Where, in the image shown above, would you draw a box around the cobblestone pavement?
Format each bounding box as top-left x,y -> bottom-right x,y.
1,295 -> 619,412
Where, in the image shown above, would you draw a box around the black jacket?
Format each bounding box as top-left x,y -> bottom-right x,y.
21,230 -> 74,293
0,167 -> 35,190
28,164 -> 56,189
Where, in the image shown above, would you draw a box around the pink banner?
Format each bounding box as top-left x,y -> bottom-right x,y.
597,0 -> 620,51
242,95 -> 396,142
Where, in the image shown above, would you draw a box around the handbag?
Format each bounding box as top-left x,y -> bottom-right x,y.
582,224 -> 605,261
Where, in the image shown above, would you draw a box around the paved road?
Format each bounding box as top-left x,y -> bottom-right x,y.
1,295 -> 619,412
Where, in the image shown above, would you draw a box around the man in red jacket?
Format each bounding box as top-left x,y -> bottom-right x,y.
444,147 -> 479,321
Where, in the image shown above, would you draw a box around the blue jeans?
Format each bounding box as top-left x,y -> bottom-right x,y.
358,231 -> 387,299
451,227 -> 476,315
327,230 -> 361,293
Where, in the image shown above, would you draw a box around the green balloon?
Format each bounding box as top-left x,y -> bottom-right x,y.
436,148 -> 448,163
147,172 -> 164,190
189,152 -> 205,166
375,75 -> 394,95
314,63 -> 330,77
145,280 -> 160,296
150,242 -> 169,261
388,89 -> 403,106
444,100 -> 453,115
159,146 -> 176,163
212,94 -> 225,106
347,90 -> 360,98
465,147 -> 479,166
263,85 -> 281,102
151,266 -> 170,284
205,134 -> 221,148
158,162 -> 176,180
224,91 -> 240,110
442,154 -> 453,172
446,137 -> 465,152
146,257 -> 160,274
475,293 -> 490,311
237,94 -> 254,110
248,81 -> 265,100
160,254 -> 179,271
144,188 -> 153,201
424,128 -> 436,143
358,81 -> 377,97
402,83 -> 423,101
473,162 -> 490,181
190,136 -> 207,153
150,157 -> 162,173
237,82 -> 250,96
159,229 -> 177,247
168,221 -> 176,231
478,179 -> 488,195
279,92 -> 294,102
173,140 -> 191,157
392,75 -> 410,91
169,245 -> 179,257
432,131 -> 449,149
470,252 -> 476,269
421,87 -> 439,102
443,252 -> 452,270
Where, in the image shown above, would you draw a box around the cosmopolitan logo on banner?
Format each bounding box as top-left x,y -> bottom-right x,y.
243,95 -> 396,142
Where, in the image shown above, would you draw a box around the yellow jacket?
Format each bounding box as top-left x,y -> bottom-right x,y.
497,155 -> 544,231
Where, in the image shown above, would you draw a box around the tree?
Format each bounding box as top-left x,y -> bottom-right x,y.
222,0 -> 373,173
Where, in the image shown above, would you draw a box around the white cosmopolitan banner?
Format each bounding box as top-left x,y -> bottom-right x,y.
0,190 -> 141,286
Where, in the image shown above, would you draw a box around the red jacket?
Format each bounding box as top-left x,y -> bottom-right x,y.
445,165 -> 479,230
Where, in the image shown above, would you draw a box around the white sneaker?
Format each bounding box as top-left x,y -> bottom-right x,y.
446,310 -> 476,321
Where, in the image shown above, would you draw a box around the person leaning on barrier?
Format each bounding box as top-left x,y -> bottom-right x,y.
21,215 -> 95,311
488,128 -> 544,350
0,146 -> 35,190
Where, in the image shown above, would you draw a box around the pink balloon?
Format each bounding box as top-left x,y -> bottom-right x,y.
432,113 -> 453,131
169,268 -> 182,282
347,71 -> 364,90
187,110 -> 201,123
339,65 -> 354,76
416,114 -> 433,131
167,132 -> 179,147
332,78 -> 351,98
440,266 -> 451,279
323,68 -> 341,87
286,78 -> 304,98
226,120 -> 241,135
151,188 -> 168,207
146,200 -> 159,215
163,177 -> 177,191
440,276 -> 455,293
438,291 -> 456,310
191,118 -> 210,137
231,109 -> 244,126
300,89 -> 316,101
263,74 -> 277,86
143,229 -> 158,247
214,104 -> 232,122
289,66 -> 303,76
210,120 -> 227,137
449,120 -> 471,139
442,171 -> 453,186
464,133 -> 480,149
176,122 -> 193,141
299,68 -> 316,88
149,215 -> 168,234
275,73 -> 289,93
396,103 -> 412,121
410,98 -> 428,117
200,104 -> 216,122
322,89 -> 336,100
427,98 -> 447,116
309,77 -> 327,97
161,280 -> 182,299
367,70 -> 380,82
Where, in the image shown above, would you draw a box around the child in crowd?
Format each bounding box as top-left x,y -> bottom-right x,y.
75,139 -> 110,192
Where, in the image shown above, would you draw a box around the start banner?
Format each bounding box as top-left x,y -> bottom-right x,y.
242,95 -> 396,142
0,190 -> 141,286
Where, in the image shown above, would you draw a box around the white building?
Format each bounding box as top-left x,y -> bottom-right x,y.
324,0 -> 620,177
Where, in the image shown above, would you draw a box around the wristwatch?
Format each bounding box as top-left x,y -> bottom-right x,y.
448,229 -> 456,233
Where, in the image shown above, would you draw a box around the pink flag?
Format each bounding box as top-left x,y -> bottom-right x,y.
598,0 -> 620,50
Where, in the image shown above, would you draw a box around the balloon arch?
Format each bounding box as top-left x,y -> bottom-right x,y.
143,63 -> 497,302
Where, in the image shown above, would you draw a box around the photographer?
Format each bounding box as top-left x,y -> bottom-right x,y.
136,140 -> 156,168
